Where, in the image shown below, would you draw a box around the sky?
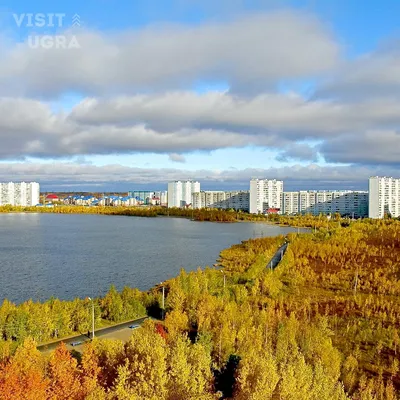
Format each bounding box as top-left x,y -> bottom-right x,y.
0,0 -> 399,192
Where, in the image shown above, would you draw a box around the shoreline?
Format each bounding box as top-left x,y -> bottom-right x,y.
0,205 -> 324,228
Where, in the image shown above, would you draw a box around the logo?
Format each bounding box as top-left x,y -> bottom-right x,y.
12,12 -> 82,49
71,14 -> 81,27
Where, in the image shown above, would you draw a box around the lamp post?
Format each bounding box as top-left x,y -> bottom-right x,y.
160,282 -> 165,320
88,297 -> 95,339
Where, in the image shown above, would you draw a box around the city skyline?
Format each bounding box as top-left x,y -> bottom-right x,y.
1,0 -> 400,190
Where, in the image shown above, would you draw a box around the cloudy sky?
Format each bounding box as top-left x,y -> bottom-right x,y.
0,0 -> 399,191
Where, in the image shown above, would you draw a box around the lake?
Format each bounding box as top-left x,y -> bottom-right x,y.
0,213 -> 306,303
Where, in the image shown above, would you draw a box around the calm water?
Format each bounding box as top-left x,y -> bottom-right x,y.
0,213 -> 305,303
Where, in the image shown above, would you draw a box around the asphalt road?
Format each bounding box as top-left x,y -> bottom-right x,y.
267,242 -> 289,270
37,316 -> 148,354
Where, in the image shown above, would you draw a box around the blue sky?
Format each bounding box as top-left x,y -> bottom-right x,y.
0,0 -> 399,191
4,0 -> 400,49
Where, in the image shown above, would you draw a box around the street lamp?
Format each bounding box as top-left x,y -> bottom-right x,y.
88,297 -> 95,339
160,282 -> 165,320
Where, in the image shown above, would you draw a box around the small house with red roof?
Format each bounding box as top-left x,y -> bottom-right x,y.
45,194 -> 59,203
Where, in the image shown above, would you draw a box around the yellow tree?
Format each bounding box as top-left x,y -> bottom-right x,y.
124,321 -> 168,399
164,310 -> 189,341
167,335 -> 214,400
80,342 -> 105,399
235,348 -> 279,400
0,338 -> 48,400
46,343 -> 83,400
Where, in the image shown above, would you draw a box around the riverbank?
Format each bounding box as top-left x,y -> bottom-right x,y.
0,204 -> 342,228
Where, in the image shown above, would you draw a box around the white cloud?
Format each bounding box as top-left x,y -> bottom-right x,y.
0,11 -> 339,97
315,42 -> 400,100
1,93 -> 400,167
321,130 -> 400,165
70,91 -> 400,137
0,8 -> 399,178
0,161 -> 392,191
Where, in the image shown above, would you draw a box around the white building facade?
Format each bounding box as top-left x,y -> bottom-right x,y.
369,176 -> 400,219
167,180 -> 200,208
0,182 -> 40,206
249,179 -> 283,214
192,191 -> 250,211
282,192 -> 300,215
282,190 -> 368,218
159,191 -> 168,206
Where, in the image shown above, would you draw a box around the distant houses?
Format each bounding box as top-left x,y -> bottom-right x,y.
64,195 -> 98,206
63,194 -> 140,207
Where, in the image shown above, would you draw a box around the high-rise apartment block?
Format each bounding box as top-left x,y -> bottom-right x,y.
167,180 -> 200,208
369,176 -> 400,219
192,191 -> 250,211
282,190 -> 368,217
0,182 -> 40,206
249,179 -> 283,214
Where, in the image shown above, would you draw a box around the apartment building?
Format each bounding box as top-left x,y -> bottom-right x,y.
282,192 -> 300,214
282,190 -> 368,218
0,182 -> 40,206
249,179 -> 283,214
299,190 -> 317,213
192,191 -> 250,211
128,191 -> 168,206
167,180 -> 200,208
369,176 -> 400,218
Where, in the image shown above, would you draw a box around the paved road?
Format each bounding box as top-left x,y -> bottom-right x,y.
37,316 -> 148,354
266,241 -> 289,270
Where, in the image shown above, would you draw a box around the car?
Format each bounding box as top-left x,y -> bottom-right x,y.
128,324 -> 140,329
70,341 -> 83,346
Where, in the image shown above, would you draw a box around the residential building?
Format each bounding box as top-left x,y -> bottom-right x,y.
249,179 -> 283,214
369,176 -> 400,219
45,194 -> 60,203
64,195 -> 94,205
115,196 -> 138,207
282,192 -> 300,215
167,180 -> 200,208
159,191 -> 168,206
192,191 -> 250,211
282,190 -> 369,217
128,191 -> 153,204
225,191 -> 250,211
96,195 -> 137,207
128,190 -> 167,206
299,190 -> 317,213
0,182 -> 40,206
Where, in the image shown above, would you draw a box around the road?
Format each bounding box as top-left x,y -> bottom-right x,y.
266,241 -> 289,270
37,243 -> 289,354
37,316 -> 148,354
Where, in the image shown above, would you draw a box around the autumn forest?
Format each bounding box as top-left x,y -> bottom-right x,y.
1,217 -> 400,399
